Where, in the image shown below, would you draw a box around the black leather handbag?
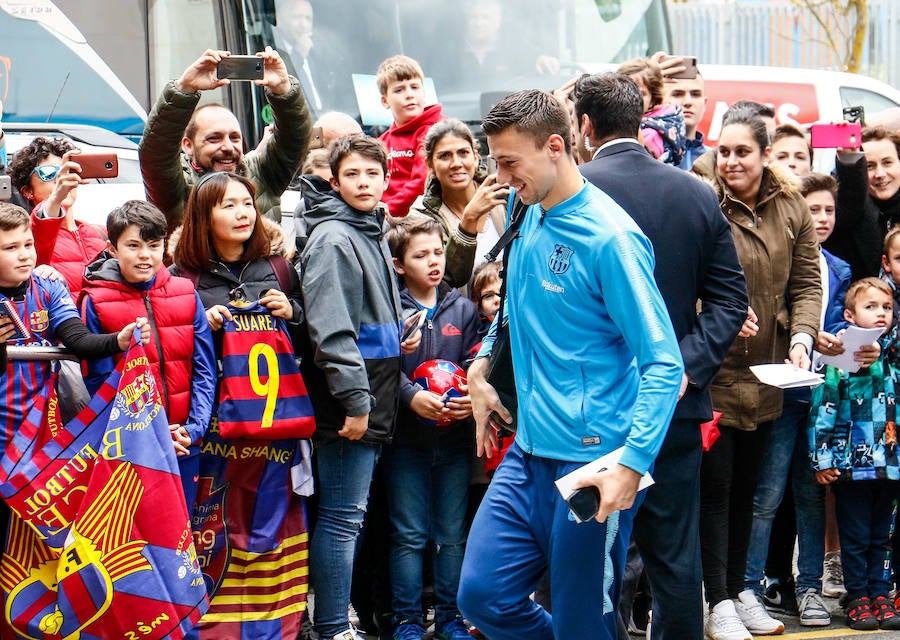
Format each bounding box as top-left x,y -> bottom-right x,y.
483,197 -> 527,434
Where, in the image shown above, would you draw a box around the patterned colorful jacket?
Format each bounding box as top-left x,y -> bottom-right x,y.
808,355 -> 900,481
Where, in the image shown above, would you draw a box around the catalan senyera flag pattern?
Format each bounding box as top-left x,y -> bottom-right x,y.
192,418 -> 309,640
0,334 -> 208,639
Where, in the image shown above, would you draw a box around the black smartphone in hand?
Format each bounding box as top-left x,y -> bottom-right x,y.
565,485 -> 600,523
217,55 -> 264,81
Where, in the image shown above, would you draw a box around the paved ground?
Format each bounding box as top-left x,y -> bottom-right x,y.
326,595 -> 900,640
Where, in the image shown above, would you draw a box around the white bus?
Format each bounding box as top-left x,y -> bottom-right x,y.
0,0 -> 673,141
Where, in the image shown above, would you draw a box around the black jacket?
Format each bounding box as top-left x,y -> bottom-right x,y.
299,176 -> 404,444
825,151 -> 899,280
170,255 -> 304,354
395,284 -> 480,449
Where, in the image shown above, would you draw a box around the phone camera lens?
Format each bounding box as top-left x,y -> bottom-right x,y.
104,161 -> 113,170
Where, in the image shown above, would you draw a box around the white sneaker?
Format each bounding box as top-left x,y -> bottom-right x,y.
822,550 -> 846,598
734,590 -> 785,635
705,599 -> 752,640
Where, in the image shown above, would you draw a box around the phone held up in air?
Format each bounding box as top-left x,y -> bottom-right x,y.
843,104 -> 866,126
0,175 -> 11,200
77,153 -> 119,179
668,55 -> 698,79
216,55 -> 264,81
809,122 -> 862,149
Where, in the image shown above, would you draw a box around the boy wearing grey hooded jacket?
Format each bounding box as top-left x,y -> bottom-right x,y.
299,136 -> 407,640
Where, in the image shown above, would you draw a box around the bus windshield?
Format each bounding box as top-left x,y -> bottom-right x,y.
0,1 -> 146,135
0,0 -> 670,141
250,0 -> 670,125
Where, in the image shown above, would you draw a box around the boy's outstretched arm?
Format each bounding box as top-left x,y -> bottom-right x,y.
184,291 -> 217,443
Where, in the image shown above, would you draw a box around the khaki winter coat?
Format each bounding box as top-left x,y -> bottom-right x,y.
692,152 -> 821,430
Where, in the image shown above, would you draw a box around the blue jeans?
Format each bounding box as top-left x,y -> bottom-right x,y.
833,480 -> 896,600
384,442 -> 471,626
309,438 -> 381,639
458,443 -> 636,640
744,391 -> 825,594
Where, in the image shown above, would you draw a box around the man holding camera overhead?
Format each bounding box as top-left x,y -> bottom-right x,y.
139,47 -> 311,231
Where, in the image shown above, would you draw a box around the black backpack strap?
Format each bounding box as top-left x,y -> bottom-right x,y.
483,195 -> 527,264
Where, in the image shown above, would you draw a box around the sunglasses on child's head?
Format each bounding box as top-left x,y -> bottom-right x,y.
30,165 -> 62,182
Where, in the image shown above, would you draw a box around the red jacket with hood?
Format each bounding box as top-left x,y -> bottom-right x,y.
379,103 -> 444,217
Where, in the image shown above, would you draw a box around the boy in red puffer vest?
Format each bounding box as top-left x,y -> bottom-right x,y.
80,199 -> 216,511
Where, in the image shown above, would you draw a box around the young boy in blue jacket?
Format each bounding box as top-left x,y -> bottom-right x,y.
80,200 -> 216,511
385,215 -> 480,640
808,277 -> 900,631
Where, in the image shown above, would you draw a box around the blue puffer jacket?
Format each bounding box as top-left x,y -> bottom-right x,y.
395,283 -> 481,449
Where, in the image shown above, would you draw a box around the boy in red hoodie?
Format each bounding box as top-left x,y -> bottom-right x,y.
377,55 -> 444,217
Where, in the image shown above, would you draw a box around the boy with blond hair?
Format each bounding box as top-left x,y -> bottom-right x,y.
377,54 -> 444,217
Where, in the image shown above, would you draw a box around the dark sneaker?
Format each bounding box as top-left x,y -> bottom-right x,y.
762,579 -> 799,616
822,551 -> 846,598
845,597 -> 879,631
872,595 -> 900,630
434,616 -> 471,640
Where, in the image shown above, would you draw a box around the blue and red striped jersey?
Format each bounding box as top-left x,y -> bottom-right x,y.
217,301 -> 314,440
1,277 -> 78,449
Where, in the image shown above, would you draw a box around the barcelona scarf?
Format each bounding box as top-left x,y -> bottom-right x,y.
217,301 -> 315,440
0,334 -> 208,639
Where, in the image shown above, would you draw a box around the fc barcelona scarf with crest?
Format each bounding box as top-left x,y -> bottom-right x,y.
0,332 -> 208,639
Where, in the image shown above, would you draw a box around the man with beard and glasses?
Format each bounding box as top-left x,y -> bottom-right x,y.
139,47 -> 311,232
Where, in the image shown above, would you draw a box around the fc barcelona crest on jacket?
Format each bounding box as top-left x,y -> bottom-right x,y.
549,244 -> 574,275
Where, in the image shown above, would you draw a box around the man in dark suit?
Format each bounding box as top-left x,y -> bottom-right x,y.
574,72 -> 748,640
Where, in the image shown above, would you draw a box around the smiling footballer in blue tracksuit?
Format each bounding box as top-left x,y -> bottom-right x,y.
458,90 -> 683,640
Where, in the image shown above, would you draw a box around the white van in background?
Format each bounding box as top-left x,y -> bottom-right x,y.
696,64 -> 900,145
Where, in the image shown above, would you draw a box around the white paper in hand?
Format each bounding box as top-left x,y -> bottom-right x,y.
818,326 -> 884,373
554,445 -> 655,506
750,363 -> 824,389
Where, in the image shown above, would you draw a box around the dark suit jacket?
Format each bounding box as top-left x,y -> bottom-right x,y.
581,141 -> 748,421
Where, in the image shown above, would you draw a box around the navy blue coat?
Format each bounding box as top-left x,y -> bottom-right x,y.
395,283 -> 480,449
580,140 -> 748,421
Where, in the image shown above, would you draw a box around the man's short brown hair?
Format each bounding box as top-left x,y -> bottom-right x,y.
482,89 -> 573,155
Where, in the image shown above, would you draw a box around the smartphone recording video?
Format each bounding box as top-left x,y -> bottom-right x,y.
77,153 -> 118,179
217,55 -> 264,81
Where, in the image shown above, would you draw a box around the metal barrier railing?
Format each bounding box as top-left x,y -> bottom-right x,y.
6,346 -> 80,362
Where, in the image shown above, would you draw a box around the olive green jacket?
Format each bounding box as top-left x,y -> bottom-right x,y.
692,151 -> 821,430
139,77 -> 310,230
